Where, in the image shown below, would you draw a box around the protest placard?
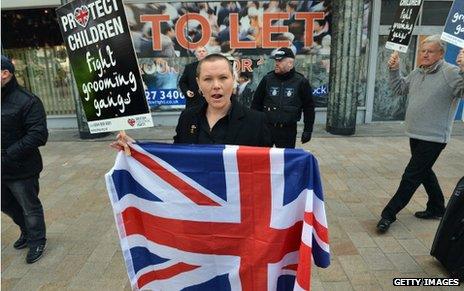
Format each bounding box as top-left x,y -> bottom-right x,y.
441,0 -> 464,48
56,0 -> 153,134
385,0 -> 423,53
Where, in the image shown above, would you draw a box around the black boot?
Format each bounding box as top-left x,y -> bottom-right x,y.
376,218 -> 394,233
414,210 -> 444,219
13,232 -> 27,250
26,241 -> 46,264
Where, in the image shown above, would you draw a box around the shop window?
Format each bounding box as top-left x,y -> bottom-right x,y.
125,1 -> 340,109
1,8 -> 63,48
4,46 -> 77,115
380,0 -> 400,25
421,1 -> 453,25
373,36 -> 417,121
2,8 -> 76,116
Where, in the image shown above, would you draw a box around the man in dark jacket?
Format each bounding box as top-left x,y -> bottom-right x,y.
251,47 -> 315,148
236,71 -> 254,108
1,55 -> 48,264
178,46 -> 208,109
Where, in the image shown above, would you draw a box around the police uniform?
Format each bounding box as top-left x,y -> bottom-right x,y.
251,49 -> 315,148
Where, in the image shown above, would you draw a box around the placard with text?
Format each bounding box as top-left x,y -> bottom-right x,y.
441,0 -> 464,48
386,0 -> 423,53
56,0 -> 153,133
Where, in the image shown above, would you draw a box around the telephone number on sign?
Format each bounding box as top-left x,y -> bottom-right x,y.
90,120 -> 112,128
145,89 -> 186,106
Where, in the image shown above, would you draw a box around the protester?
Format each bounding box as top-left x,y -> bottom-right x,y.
178,46 -> 208,108
377,35 -> 464,233
1,55 -> 48,263
251,47 -> 315,148
112,53 -> 272,151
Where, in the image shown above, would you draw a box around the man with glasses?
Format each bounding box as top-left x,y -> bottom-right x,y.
377,35 -> 464,233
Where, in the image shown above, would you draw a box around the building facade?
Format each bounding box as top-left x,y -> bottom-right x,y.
1,0 -> 462,130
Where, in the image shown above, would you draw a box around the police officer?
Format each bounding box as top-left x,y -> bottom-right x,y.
251,47 -> 315,148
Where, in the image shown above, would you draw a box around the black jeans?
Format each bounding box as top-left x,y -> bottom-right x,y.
1,176 -> 46,247
269,123 -> 297,148
381,138 -> 446,221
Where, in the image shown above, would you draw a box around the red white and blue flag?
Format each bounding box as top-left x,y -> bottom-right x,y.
105,142 -> 330,291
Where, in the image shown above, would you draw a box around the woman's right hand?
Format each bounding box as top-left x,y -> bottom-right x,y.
110,131 -> 135,156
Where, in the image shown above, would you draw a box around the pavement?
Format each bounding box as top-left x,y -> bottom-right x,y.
1,122 -> 464,291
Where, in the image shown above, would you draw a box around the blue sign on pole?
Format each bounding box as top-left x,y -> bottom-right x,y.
441,0 -> 464,48
444,45 -> 464,121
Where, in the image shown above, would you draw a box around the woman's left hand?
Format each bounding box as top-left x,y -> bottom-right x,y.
110,131 -> 135,156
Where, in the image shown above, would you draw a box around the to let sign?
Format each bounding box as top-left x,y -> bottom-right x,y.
56,0 -> 153,134
441,0 -> 464,48
386,0 -> 423,53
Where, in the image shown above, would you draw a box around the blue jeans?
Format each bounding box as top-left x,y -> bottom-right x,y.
1,176 -> 46,247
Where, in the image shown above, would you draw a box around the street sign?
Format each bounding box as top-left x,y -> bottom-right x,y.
56,0 -> 153,134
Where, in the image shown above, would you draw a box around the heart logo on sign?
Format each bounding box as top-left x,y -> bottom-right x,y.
128,118 -> 136,127
74,6 -> 90,28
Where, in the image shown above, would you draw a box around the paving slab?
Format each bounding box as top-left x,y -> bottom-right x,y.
2,123 -> 463,290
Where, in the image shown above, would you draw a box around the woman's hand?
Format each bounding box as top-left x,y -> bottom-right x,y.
110,131 -> 135,156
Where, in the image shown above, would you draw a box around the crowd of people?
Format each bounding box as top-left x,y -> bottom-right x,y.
127,1 -> 341,110
125,1 -> 332,58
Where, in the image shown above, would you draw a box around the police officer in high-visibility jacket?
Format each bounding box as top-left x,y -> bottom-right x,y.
251,47 -> 315,148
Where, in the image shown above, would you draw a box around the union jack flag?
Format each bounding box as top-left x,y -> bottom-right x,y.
105,142 -> 330,291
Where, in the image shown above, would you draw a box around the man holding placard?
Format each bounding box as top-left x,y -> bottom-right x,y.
377,35 -> 464,233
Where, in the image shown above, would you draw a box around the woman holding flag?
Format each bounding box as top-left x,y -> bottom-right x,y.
112,53 -> 271,151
